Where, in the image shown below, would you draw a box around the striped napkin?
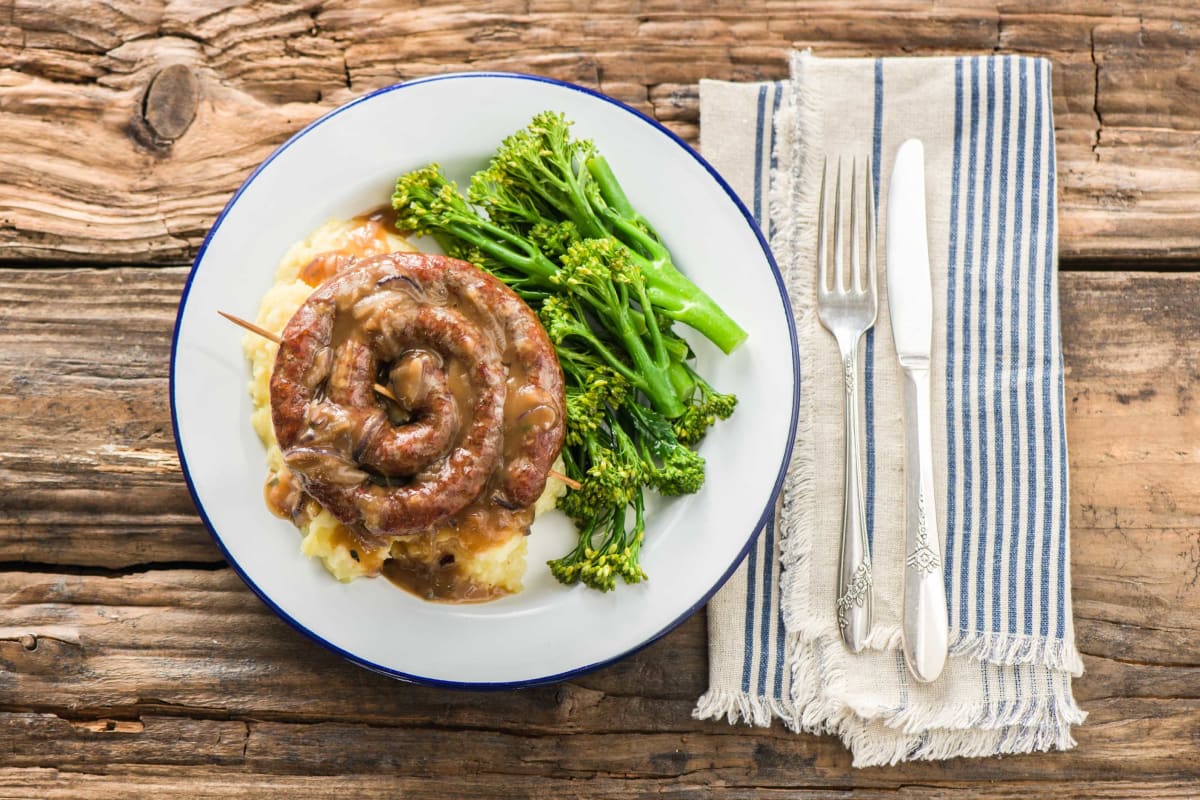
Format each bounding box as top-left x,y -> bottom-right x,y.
694,52 -> 1086,766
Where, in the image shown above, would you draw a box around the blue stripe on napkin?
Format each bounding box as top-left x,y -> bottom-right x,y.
943,55 -> 1070,652
865,57 -> 883,552
740,81 -> 791,701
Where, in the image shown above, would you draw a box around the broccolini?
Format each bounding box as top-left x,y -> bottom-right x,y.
391,111 -> 741,591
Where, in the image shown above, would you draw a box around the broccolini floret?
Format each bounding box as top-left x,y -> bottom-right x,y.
393,164 -> 558,290
625,401 -> 706,496
671,362 -> 739,446
472,111 -> 607,240
551,239 -> 682,418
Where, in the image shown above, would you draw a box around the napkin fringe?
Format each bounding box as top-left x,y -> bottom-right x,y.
789,636 -> 854,735
948,628 -> 1085,677
788,631 -> 1086,755
789,635 -> 910,737
883,675 -> 1086,736
845,713 -> 1079,769
693,688 -> 797,729
774,50 -> 822,633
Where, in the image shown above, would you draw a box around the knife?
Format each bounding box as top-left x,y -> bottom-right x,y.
886,139 -> 948,683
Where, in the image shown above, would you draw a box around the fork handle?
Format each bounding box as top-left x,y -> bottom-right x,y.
837,342 -> 873,652
900,364 -> 948,682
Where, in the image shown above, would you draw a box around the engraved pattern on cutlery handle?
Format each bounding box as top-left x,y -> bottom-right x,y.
836,344 -> 873,652
901,364 -> 948,683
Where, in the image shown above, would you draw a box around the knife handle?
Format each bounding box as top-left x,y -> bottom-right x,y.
900,364 -> 948,683
837,344 -> 873,652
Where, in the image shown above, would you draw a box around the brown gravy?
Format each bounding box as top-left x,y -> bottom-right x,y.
298,209 -> 398,287
264,468 -> 302,519
383,499 -> 534,603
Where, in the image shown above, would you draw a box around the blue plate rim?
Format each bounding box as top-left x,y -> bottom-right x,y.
169,70 -> 800,691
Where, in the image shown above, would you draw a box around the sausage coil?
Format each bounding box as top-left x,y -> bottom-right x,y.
270,252 -> 565,537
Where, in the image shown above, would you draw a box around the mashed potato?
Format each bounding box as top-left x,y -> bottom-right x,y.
244,214 -> 564,600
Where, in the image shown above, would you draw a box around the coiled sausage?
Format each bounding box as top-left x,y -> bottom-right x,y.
270,252 -> 565,537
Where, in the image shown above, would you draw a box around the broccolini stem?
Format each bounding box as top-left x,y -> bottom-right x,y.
608,210 -> 747,355
440,217 -> 559,284
565,162 -> 608,240
586,156 -> 642,228
535,159 -> 606,240
570,327 -> 641,387
645,283 -> 748,356
595,286 -> 683,418
668,358 -> 696,400
584,163 -> 748,354
632,278 -> 671,380
607,316 -> 684,419
630,492 -> 646,570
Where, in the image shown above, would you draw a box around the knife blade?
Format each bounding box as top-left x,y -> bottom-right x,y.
886,138 -> 948,683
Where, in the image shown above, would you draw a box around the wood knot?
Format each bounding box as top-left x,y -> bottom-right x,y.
141,64 -> 199,142
19,634 -> 36,651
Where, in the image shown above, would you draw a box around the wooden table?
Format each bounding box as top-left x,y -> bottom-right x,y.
3,2 -> 1198,797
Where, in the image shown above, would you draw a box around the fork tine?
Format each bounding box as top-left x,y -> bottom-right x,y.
866,156 -> 877,302
850,158 -> 861,292
833,158 -> 845,294
817,157 -> 829,296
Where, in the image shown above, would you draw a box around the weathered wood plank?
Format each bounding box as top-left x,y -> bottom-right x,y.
0,567 -> 703,720
0,769 -> 1196,800
1057,272 -> 1200,671
0,2 -> 1199,264
0,268 -> 214,566
1,562 -> 1195,728
0,654 -> 1198,786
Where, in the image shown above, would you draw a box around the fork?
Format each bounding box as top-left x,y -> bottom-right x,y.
816,157 -> 877,653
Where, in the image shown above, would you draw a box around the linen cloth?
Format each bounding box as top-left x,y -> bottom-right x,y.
694,52 -> 1085,766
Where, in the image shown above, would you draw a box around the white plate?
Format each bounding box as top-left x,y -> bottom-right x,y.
171,72 -> 798,688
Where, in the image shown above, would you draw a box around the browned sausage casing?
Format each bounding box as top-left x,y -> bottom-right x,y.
270,252 -> 565,537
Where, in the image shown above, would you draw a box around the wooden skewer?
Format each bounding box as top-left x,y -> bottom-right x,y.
553,472 -> 582,491
219,310 -> 401,403
218,310 -> 280,344
219,309 -> 581,491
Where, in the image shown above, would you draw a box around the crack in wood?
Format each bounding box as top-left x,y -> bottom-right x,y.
1091,27 -> 1103,161
0,696 -> 771,742
0,631 -> 79,648
68,719 -> 145,734
0,561 -> 228,577
1079,651 -> 1200,669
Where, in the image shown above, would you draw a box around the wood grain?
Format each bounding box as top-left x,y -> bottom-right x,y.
0,569 -> 1197,790
3,562 -> 1190,750
0,268 -> 1197,792
0,772 -> 1196,800
0,268 -> 211,567
4,2 -> 1200,795
5,267 -> 1198,590
1,2 -> 1200,265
